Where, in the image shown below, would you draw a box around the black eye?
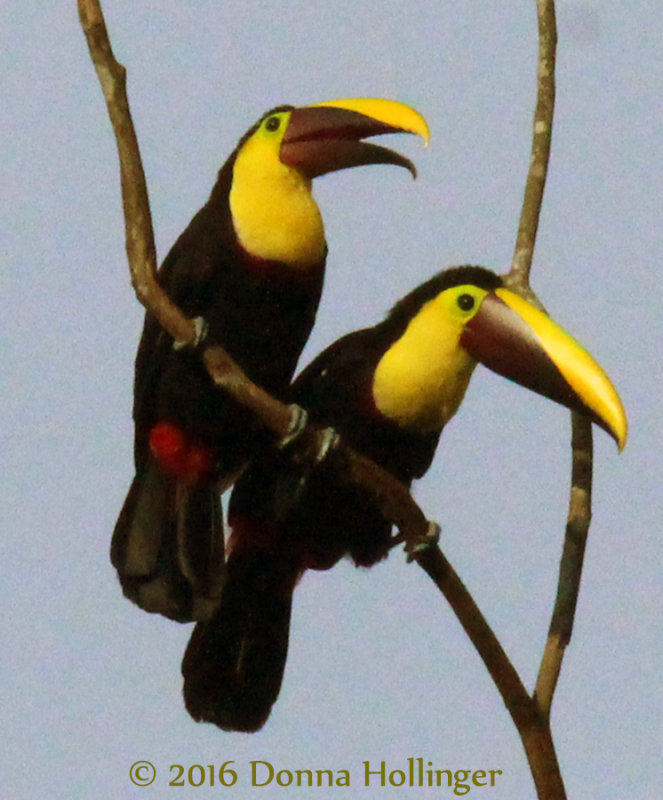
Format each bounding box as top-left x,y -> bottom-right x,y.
457,293 -> 475,311
265,116 -> 281,132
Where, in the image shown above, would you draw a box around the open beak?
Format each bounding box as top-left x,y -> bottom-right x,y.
280,97 -> 430,179
460,288 -> 628,449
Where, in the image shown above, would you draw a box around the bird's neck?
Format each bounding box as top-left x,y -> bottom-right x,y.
229,157 -> 326,269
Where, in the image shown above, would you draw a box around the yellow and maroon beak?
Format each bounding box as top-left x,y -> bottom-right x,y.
280,98 -> 429,179
460,289 -> 628,449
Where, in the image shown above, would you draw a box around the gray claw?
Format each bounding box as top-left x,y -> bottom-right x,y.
173,316 -> 209,351
314,427 -> 340,464
406,521 -> 441,562
277,405 -> 309,449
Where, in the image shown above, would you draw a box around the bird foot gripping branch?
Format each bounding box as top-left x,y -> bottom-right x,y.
274,412 -> 342,513
278,407 -> 340,464
405,521 -> 441,562
277,404 -> 309,448
173,316 -> 209,352
312,427 -> 342,463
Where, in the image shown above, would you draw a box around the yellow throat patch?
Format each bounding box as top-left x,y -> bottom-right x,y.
229,110 -> 326,268
372,285 -> 488,432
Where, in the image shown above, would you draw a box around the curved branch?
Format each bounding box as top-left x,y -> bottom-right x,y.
504,2 -> 580,797
78,0 -> 194,345
535,413 -> 593,716
505,0 -> 593,739
415,543 -> 566,799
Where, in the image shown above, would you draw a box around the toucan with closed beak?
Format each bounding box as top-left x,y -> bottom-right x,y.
181,264 -> 627,732
111,98 -> 430,623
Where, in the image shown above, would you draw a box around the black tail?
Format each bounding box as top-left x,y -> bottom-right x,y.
111,458 -> 224,622
181,546 -> 299,732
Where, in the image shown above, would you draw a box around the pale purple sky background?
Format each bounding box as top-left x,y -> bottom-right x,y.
3,2 -> 661,798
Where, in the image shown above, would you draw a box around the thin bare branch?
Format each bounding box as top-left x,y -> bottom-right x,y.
415,547 -> 530,708
519,725 -> 566,800
508,0 -> 557,292
503,0 -> 594,738
503,1 -> 574,795
415,546 -> 565,799
78,0 -> 194,346
535,414 -> 593,715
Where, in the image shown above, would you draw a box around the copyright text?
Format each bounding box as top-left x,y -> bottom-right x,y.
130,757 -> 503,794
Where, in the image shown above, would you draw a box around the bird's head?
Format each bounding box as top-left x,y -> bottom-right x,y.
372,266 -> 627,448
237,97 -> 429,181
228,98 -> 429,266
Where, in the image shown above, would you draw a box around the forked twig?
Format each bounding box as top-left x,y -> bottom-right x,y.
506,0 -> 594,756
505,1 -> 593,797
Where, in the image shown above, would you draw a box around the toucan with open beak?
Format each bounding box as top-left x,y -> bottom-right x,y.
111,98 -> 429,623
181,264 -> 627,732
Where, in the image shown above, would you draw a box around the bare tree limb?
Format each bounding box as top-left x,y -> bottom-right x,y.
508,0 -> 557,293
535,413 -> 593,716
506,0 -> 594,741
504,1 -> 596,796
78,0 -> 194,346
416,544 -> 566,799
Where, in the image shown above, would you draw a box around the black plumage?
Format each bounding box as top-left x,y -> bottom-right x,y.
112,110 -> 325,623
181,266 -> 502,729
111,99 -> 428,623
